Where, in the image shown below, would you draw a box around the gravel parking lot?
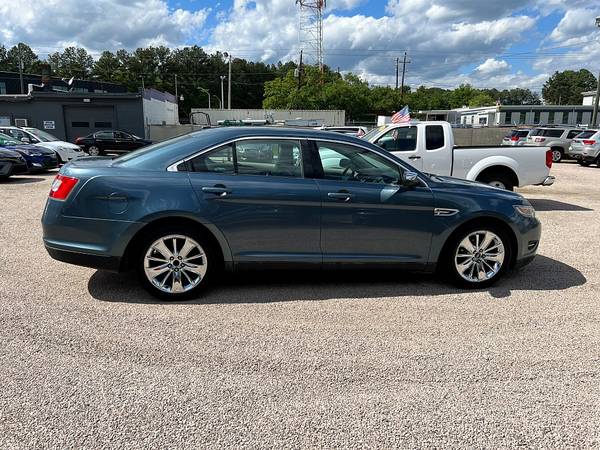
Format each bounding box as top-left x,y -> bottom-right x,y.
0,162 -> 598,448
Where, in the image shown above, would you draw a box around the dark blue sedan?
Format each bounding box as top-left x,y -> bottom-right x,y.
0,132 -> 58,173
42,127 -> 541,300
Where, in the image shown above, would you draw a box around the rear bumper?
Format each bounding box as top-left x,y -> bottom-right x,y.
45,243 -> 121,271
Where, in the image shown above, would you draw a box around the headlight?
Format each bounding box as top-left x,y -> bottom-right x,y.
514,205 -> 536,218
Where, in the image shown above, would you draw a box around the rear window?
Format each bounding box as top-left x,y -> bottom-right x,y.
529,128 -> 542,136
538,129 -> 564,138
574,130 -> 597,139
510,130 -> 529,138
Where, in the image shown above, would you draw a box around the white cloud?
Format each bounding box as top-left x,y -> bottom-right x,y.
475,59 -> 510,76
0,0 -> 210,55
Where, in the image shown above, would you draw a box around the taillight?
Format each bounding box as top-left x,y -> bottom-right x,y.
49,174 -> 79,200
583,140 -> 596,145
511,136 -> 519,141
75,137 -> 82,144
545,150 -> 553,169
535,137 -> 546,143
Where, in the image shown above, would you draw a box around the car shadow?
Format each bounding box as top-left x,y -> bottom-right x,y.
0,176 -> 46,184
88,255 -> 586,305
528,198 -> 592,212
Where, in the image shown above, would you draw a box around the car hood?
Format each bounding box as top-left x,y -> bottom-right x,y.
4,144 -> 56,155
429,174 -> 525,200
35,141 -> 81,151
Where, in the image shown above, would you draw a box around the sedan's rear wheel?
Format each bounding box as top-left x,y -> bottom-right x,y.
88,145 -> 101,156
444,226 -> 511,288
137,228 -> 213,300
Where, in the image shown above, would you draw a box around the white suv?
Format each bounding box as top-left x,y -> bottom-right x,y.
0,126 -> 86,163
526,127 -> 584,163
569,130 -> 600,167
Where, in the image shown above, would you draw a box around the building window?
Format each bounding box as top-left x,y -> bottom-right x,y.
548,112 -> 555,124
576,111 -> 583,124
94,122 -> 112,128
72,121 -> 90,127
562,112 -> 569,124
504,112 -> 512,124
533,111 -> 540,124
0,82 -> 6,95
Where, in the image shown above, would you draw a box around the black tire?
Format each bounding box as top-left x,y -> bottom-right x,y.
87,145 -> 102,156
478,173 -> 514,191
136,226 -> 217,301
442,224 -> 512,289
551,148 -> 563,163
578,160 -> 591,167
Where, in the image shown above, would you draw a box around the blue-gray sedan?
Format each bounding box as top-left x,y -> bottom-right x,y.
42,127 -> 541,300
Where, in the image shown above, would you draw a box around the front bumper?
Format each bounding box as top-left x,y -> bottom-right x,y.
27,154 -> 59,172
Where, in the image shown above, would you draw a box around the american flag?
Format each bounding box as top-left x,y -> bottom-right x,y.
391,106 -> 410,123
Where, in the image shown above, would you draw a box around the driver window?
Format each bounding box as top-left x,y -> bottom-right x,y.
376,126 -> 417,152
316,141 -> 401,185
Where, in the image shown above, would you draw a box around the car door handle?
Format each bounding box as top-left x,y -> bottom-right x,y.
408,156 -> 421,160
327,192 -> 354,202
202,185 -> 232,196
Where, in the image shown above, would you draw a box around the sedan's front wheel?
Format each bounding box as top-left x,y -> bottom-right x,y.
137,228 -> 214,300
444,226 -> 511,288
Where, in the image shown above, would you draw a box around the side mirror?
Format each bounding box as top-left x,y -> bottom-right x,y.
402,171 -> 420,187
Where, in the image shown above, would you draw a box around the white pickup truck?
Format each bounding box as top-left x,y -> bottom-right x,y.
363,121 -> 555,191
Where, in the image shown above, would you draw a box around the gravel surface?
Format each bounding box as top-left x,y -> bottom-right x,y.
0,163 -> 598,448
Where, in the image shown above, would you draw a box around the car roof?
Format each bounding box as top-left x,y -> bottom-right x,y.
186,126 -> 369,144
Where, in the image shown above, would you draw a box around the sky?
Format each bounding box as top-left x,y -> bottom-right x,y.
1,0 -> 600,91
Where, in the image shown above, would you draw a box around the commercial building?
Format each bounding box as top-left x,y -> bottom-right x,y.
190,108 -> 345,126
420,104 -> 595,127
0,88 -> 178,142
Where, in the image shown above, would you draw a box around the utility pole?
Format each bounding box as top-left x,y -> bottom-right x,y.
592,70 -> 600,127
400,52 -> 410,103
223,52 -> 232,110
140,74 -> 145,91
297,50 -> 303,89
18,45 -> 24,94
395,57 -> 399,90
593,17 -> 600,127
220,75 -> 226,110
174,74 -> 178,100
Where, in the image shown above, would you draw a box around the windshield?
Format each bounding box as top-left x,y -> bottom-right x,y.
0,132 -> 20,146
25,128 -> 60,142
361,126 -> 386,141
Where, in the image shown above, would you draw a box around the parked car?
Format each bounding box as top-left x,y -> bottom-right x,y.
526,127 -> 584,162
43,127 -> 541,300
75,130 -> 152,156
0,126 -> 85,164
363,121 -> 554,191
0,147 -> 28,180
0,133 -> 58,173
568,130 -> 600,167
315,126 -> 368,137
501,129 -> 532,146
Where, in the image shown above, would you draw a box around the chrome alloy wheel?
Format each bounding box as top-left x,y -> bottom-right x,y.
487,180 -> 507,189
454,231 -> 505,283
144,234 -> 207,294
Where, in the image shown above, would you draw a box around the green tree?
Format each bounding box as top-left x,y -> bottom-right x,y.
4,43 -> 41,73
542,69 -> 597,105
468,92 -> 495,107
47,47 -> 94,79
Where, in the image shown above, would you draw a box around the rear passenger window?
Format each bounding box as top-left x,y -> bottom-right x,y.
426,125 -> 445,150
188,144 -> 235,174
236,140 -> 303,178
567,130 -> 582,139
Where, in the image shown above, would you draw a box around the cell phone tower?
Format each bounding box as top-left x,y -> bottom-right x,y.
296,0 -> 326,72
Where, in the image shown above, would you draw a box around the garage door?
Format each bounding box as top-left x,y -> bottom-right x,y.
64,106 -> 115,142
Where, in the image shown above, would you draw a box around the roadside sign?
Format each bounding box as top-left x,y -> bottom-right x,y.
43,120 -> 55,130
